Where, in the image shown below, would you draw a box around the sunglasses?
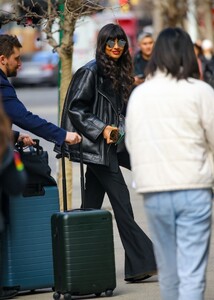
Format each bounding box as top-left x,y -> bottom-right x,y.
106,39 -> 126,48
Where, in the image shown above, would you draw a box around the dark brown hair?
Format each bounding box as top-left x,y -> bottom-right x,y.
0,34 -> 22,58
95,23 -> 134,103
146,27 -> 200,80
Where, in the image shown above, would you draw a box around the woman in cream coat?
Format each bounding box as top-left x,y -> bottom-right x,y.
126,27 -> 214,300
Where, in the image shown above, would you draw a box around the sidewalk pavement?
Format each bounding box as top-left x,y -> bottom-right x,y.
16,164 -> 214,300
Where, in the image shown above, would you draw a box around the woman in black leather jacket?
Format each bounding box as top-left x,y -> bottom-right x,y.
60,23 -> 157,282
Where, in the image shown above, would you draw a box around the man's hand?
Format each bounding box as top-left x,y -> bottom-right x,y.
134,75 -> 145,86
65,132 -> 82,145
18,133 -> 35,146
103,125 -> 119,144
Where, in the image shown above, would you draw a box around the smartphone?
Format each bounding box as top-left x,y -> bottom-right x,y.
110,129 -> 119,143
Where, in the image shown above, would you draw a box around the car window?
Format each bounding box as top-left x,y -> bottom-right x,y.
21,54 -> 33,62
32,52 -> 59,64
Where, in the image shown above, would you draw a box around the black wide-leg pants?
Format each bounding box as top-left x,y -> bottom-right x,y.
84,164 -> 157,279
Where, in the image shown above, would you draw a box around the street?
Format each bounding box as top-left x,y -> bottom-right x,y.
11,87 -> 214,300
13,87 -> 59,178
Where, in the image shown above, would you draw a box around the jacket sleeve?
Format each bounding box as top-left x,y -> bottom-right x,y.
199,82 -> 214,153
2,80 -> 66,146
66,67 -> 106,142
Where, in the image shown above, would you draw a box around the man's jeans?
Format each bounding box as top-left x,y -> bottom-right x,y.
143,189 -> 213,300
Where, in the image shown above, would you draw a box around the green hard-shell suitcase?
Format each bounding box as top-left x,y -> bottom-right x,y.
51,145 -> 116,300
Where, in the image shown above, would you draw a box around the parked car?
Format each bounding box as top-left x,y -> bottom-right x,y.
11,51 -> 59,87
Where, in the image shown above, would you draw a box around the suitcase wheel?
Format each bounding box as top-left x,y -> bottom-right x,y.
95,293 -> 101,297
105,289 -> 113,297
53,292 -> 60,300
64,293 -> 72,300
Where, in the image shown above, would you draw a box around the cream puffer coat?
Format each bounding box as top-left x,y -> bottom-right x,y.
125,71 -> 214,194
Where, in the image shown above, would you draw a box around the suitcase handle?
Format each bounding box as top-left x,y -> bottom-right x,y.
61,140 -> 85,212
61,152 -> 67,211
79,142 -> 85,207
16,139 -> 42,156
67,208 -> 94,213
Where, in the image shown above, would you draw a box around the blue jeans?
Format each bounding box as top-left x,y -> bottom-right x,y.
143,189 -> 213,300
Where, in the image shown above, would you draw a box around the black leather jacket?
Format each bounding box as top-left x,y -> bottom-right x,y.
57,60 -> 121,166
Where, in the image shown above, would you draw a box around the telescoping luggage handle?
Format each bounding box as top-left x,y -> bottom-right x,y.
61,141 -> 85,212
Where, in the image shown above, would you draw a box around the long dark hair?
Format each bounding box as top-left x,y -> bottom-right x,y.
96,23 -> 134,103
146,27 -> 200,80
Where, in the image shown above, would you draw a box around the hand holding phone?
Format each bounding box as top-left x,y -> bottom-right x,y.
110,129 -> 119,143
103,125 -> 119,144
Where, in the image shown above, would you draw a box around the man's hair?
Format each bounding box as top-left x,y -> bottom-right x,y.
0,34 -> 22,58
138,32 -> 153,43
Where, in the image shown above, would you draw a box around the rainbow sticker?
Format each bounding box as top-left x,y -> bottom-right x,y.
14,151 -> 24,172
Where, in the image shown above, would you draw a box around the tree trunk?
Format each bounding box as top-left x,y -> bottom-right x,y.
186,0 -> 198,41
57,8 -> 76,211
203,0 -> 213,42
152,0 -> 164,38
57,52 -> 73,210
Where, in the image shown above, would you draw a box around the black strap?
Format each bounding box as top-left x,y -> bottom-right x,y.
16,138 -> 42,155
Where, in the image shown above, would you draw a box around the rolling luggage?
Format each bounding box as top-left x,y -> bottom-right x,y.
51,144 -> 116,300
0,141 -> 60,292
1,187 -> 59,292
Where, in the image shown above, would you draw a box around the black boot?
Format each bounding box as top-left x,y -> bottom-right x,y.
0,288 -> 18,300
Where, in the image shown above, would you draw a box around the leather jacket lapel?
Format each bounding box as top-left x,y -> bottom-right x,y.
98,77 -> 118,114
